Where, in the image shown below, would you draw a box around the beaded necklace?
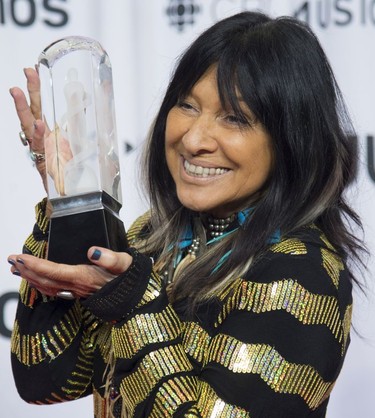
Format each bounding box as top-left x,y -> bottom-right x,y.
163,210 -> 249,285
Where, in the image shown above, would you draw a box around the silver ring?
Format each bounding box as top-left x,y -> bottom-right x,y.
19,130 -> 30,146
56,290 -> 75,300
30,150 -> 45,164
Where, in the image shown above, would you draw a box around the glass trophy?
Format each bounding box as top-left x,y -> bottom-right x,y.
38,36 -> 128,265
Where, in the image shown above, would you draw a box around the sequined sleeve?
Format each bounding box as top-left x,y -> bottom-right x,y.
82,227 -> 352,417
11,199 -> 101,404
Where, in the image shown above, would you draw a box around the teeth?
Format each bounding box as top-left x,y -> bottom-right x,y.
184,160 -> 228,177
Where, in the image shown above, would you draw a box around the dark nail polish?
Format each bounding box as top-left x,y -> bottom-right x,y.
17,258 -> 25,265
8,259 -> 16,266
13,270 -> 21,276
91,249 -> 102,260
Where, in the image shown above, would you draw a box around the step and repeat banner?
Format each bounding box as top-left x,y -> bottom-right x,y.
0,1 -> 374,417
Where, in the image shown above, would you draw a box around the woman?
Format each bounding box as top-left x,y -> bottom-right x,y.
8,11 -> 363,418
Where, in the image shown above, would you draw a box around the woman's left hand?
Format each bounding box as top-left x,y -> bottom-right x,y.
7,247 -> 133,299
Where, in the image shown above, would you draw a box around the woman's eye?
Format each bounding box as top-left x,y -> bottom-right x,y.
177,101 -> 195,111
224,114 -> 249,126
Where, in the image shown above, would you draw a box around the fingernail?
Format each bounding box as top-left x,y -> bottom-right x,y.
33,120 -> 38,130
91,249 -> 102,260
9,88 -> 14,97
13,270 -> 21,276
17,258 -> 25,265
8,259 -> 16,266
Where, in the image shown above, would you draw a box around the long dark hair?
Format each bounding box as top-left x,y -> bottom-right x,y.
140,11 -> 364,308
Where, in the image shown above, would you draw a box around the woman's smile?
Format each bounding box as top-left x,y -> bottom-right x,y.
182,158 -> 230,179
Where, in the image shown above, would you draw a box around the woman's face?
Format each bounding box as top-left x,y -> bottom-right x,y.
165,67 -> 273,218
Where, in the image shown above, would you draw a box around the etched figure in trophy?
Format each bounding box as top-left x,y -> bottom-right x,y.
38,36 -> 127,265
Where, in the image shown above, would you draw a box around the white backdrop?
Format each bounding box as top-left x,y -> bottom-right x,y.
0,1 -> 374,417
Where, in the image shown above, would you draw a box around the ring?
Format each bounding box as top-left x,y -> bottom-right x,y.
19,130 -> 30,146
30,150 -> 45,164
56,290 -> 75,300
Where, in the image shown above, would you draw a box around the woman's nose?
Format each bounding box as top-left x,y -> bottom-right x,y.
181,116 -> 218,155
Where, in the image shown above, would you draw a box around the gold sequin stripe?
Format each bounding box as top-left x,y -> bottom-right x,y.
321,248 -> 344,289
320,232 -> 344,289
60,317 -> 100,400
150,375 -> 198,417
182,322 -> 211,364
207,334 -> 331,410
217,278 -> 344,343
93,388 -> 108,418
181,406 -> 201,418
342,304 -> 353,355
19,279 -> 40,307
126,211 -> 151,244
196,381 -> 250,417
11,302 -> 82,366
112,304 -> 181,359
270,238 -> 307,255
135,271 -> 163,309
34,391 -> 73,405
96,322 -> 113,363
24,232 -> 48,258
35,198 -> 50,234
319,233 -> 336,252
120,345 -> 194,412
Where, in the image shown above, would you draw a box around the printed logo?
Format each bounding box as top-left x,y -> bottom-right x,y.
293,0 -> 375,28
0,0 -> 69,28
166,0 -> 202,32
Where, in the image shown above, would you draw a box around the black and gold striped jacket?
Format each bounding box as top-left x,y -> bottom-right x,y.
11,199 -> 352,417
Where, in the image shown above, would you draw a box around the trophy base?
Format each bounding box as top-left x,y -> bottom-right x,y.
47,207 -> 128,265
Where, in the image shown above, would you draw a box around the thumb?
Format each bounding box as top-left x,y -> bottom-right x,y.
87,247 -> 133,275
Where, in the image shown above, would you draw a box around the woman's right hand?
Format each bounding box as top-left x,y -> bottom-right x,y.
10,67 -> 48,191
10,67 -> 73,195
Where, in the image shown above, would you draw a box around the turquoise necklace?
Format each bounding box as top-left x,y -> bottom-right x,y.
164,208 -> 281,285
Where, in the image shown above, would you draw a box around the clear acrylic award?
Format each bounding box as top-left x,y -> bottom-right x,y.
38,36 -> 128,264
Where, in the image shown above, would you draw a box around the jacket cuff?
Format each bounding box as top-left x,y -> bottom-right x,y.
81,248 -> 153,322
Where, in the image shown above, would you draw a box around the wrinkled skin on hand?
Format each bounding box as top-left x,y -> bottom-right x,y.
8,247 -> 133,299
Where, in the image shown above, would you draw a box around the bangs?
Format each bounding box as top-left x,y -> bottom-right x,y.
216,50 -> 260,127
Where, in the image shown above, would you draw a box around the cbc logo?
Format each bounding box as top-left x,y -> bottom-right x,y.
166,0 -> 202,31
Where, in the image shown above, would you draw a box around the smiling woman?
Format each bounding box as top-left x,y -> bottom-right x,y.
9,10 -> 365,418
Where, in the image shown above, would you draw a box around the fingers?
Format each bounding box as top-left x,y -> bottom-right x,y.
24,67 -> 41,120
10,67 -> 42,140
32,119 -> 46,154
8,255 -> 63,297
7,251 -> 127,299
9,87 -> 35,139
8,254 -> 76,297
87,247 -> 133,275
